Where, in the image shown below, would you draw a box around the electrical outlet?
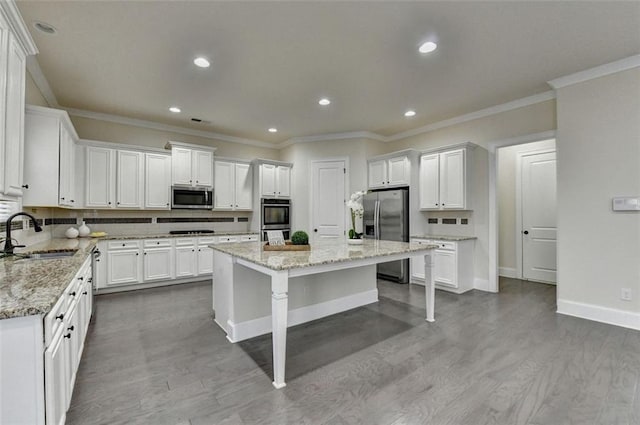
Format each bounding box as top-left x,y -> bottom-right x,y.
621,288 -> 632,301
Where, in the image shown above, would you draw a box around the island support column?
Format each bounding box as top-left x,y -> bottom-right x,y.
424,252 -> 435,322
271,270 -> 289,389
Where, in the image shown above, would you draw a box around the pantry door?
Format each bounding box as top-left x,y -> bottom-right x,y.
521,150 -> 557,283
311,159 -> 347,241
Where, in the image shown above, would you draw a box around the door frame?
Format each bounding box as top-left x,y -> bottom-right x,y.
487,130 -> 556,293
515,148 -> 557,280
308,157 -> 350,242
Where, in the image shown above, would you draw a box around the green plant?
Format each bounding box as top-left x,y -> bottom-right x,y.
290,231 -> 309,245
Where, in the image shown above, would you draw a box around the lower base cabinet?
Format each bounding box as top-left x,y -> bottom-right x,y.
96,235 -> 258,291
0,256 -> 92,425
410,238 -> 475,294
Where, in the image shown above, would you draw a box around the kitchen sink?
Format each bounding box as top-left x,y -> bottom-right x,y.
21,249 -> 78,260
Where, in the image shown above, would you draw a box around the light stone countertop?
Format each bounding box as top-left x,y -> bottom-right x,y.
410,235 -> 477,241
97,231 -> 259,240
210,239 -> 438,272
0,238 -> 98,320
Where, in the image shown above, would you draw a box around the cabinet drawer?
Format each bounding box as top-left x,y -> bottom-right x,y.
107,240 -> 140,250
144,239 -> 172,248
217,236 -> 238,243
240,234 -> 258,242
197,237 -> 216,245
411,239 -> 430,245
175,238 -> 196,246
45,294 -> 67,348
434,241 -> 456,251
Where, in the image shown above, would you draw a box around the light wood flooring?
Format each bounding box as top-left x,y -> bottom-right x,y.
67,278 -> 640,425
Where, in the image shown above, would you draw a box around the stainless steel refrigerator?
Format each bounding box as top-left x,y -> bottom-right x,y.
363,188 -> 409,283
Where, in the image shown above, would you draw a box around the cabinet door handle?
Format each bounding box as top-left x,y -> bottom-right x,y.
56,314 -> 64,321
69,291 -> 76,296
22,184 -> 29,189
64,333 -> 71,339
67,326 -> 74,331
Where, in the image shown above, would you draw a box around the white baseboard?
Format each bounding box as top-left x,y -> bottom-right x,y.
227,289 -> 379,342
499,267 -> 517,278
557,299 -> 640,331
473,278 -> 491,292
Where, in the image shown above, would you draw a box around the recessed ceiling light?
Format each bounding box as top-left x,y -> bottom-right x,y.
404,110 -> 416,117
268,128 -> 278,133
193,57 -> 210,68
418,41 -> 437,54
318,98 -> 331,106
169,106 -> 181,113
33,21 -> 57,35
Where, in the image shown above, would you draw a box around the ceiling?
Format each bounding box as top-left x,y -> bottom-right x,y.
16,1 -> 640,145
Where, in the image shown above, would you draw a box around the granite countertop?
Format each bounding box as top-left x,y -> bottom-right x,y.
410,235 -> 477,241
210,239 -> 438,271
0,238 -> 98,320
99,231 -> 259,240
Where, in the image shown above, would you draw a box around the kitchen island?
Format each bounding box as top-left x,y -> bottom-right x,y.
210,238 -> 437,389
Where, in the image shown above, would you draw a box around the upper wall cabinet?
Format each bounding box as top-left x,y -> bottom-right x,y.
166,142 -> 215,188
214,159 -> 253,210
0,7 -> 37,201
257,162 -> 291,198
144,153 -> 171,209
419,144 -> 475,210
23,106 -> 80,208
368,155 -> 410,189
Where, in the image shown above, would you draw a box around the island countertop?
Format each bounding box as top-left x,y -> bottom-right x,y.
410,234 -> 477,241
209,239 -> 437,271
0,238 -> 98,320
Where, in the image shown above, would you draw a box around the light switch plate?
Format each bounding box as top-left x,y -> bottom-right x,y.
612,197 -> 640,211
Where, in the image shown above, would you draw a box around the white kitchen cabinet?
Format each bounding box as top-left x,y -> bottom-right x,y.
197,244 -> 213,275
258,162 -> 291,198
23,106 -> 81,208
175,243 -> 197,278
85,146 -> 116,208
64,296 -> 80,397
368,155 -> 410,189
116,150 -> 144,209
410,238 -> 475,294
106,246 -> 141,286
44,327 -> 67,425
214,160 -> 253,210
144,153 -> 171,209
168,143 -> 215,187
143,245 -> 174,281
420,147 -> 471,210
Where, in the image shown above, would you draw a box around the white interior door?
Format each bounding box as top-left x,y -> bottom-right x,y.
311,160 -> 346,240
521,151 -> 557,283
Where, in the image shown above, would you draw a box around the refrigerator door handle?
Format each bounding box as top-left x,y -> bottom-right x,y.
375,200 -> 380,240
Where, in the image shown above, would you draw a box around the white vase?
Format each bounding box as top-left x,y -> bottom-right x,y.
65,227 -> 79,239
78,221 -> 91,237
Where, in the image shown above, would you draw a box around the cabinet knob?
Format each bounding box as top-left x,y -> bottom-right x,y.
64,333 -> 71,339
21,184 -> 29,189
78,276 -> 84,280
67,325 -> 74,331
166,203 -> 169,206
136,253 -> 139,256
230,204 -> 233,207
56,314 -> 64,321
122,243 -> 125,246
523,230 -> 529,235
108,202 -> 112,205
117,202 -> 120,205
70,291 -> 76,296
61,197 -> 65,200
236,205 -> 238,207
71,200 -> 75,203
144,252 -> 147,255
82,291 -> 88,295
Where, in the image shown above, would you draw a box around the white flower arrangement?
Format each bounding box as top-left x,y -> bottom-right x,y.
347,190 -> 367,239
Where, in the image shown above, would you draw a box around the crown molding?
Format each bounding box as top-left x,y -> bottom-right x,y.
25,57 -> 59,107
64,107 -> 278,150
548,55 -> 640,89
0,0 -> 38,55
386,90 -> 556,143
278,131 -> 386,149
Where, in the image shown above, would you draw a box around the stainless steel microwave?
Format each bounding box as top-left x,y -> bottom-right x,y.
171,186 -> 213,209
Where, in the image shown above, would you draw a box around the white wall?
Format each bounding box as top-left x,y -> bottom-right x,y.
555,68 -> 640,323
497,139 -> 556,273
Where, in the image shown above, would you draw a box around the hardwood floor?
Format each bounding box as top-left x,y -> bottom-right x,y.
67,278 -> 639,425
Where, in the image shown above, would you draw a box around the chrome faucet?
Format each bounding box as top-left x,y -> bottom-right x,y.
2,212 -> 43,256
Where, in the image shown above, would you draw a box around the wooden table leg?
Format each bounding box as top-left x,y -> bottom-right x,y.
424,252 -> 435,322
271,271 -> 289,389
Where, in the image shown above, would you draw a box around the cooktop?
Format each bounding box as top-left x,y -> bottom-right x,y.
169,230 -> 215,235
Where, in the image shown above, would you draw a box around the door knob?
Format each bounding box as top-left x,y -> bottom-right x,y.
314,229 -> 318,232
523,230 -> 529,235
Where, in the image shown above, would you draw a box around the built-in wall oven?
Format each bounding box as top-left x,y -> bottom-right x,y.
261,198 -> 290,241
